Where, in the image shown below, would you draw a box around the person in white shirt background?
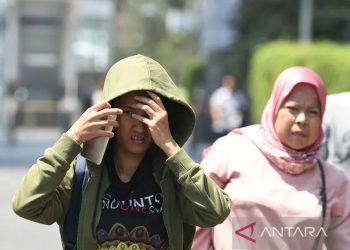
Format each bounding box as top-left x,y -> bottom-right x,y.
320,91 -> 350,179
209,74 -> 248,140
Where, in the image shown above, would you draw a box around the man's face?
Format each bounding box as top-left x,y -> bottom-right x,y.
113,91 -> 153,156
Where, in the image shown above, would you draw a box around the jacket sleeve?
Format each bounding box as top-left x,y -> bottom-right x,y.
324,173 -> 350,249
165,148 -> 231,228
12,133 -> 82,225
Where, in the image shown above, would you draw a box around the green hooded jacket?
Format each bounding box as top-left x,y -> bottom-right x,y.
12,55 -> 231,250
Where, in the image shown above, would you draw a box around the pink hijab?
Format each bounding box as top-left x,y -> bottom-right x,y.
237,66 -> 327,175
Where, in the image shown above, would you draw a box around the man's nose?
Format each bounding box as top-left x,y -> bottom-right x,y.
134,120 -> 148,131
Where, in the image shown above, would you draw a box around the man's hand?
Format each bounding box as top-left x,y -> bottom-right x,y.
66,101 -> 122,145
130,91 -> 180,157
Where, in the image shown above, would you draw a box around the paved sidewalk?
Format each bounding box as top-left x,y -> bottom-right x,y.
0,167 -> 61,249
0,126 -> 63,249
0,126 -> 63,166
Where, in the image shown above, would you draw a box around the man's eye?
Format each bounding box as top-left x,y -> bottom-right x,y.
124,111 -> 134,116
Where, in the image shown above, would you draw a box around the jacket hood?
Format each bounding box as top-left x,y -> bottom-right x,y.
102,54 -> 195,146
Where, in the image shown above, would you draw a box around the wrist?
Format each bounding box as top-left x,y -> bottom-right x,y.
66,130 -> 82,145
162,140 -> 180,157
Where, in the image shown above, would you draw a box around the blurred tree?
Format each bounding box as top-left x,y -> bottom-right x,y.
112,0 -> 167,59
229,0 -> 298,86
168,0 -> 186,9
229,0 -> 350,86
112,0 -> 200,90
314,0 -> 350,41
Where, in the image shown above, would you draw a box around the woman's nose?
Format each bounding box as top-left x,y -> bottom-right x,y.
295,112 -> 307,125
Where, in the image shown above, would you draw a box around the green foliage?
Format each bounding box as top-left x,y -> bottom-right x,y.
168,0 -> 186,9
230,0 -> 298,83
248,41 -> 350,123
314,0 -> 350,41
181,57 -> 205,101
230,0 -> 350,86
154,33 -> 199,92
112,0 -> 200,102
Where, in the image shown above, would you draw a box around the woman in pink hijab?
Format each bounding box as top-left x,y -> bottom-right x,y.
192,66 -> 350,250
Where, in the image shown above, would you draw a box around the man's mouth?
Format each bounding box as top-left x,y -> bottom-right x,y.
131,135 -> 146,144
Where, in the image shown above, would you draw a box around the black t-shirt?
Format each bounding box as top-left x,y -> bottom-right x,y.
96,153 -> 169,249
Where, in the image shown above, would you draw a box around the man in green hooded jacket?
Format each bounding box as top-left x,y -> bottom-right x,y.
12,54 -> 231,250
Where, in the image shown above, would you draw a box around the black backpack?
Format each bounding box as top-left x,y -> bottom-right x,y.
63,155 -> 89,250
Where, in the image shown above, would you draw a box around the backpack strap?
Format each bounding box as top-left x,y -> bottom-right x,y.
64,154 -> 89,250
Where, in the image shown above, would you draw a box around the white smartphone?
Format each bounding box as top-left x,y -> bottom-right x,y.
81,114 -> 117,165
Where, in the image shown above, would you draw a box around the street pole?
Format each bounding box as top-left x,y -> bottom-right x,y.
298,0 -> 313,43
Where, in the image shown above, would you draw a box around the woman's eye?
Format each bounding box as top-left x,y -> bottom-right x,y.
286,106 -> 298,112
309,110 -> 320,115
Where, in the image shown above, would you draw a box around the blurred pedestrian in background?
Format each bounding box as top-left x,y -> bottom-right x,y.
209,74 -> 248,141
3,84 -> 29,144
12,54 -> 230,250
320,92 -> 350,179
192,66 -> 350,250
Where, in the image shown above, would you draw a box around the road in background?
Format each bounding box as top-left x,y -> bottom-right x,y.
0,127 -> 62,249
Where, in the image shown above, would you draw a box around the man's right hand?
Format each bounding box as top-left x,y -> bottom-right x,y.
66,101 -> 122,145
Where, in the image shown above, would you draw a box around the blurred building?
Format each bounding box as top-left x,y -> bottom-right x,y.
0,0 -> 116,139
199,0 -> 239,55
199,0 -> 241,93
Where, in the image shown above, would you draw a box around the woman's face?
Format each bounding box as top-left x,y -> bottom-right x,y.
113,91 -> 153,156
274,84 -> 322,150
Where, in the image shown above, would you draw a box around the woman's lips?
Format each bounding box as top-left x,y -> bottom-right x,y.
291,131 -> 307,137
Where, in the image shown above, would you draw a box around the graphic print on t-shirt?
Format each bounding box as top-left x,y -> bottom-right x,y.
101,192 -> 163,214
96,152 -> 168,250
